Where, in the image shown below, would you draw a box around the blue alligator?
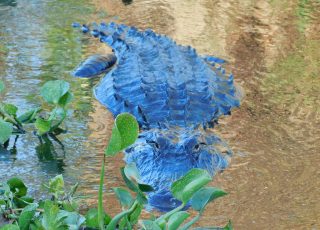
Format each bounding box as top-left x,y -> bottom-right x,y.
72,22 -> 240,211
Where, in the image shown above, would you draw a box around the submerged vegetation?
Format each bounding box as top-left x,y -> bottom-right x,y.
1,82 -> 231,229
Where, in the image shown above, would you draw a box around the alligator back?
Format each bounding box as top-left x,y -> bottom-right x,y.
93,22 -> 240,129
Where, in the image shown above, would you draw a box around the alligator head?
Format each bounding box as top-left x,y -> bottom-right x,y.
124,128 -> 231,211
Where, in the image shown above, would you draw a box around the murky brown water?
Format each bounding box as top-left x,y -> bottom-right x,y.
1,0 -> 319,229
81,0 -> 320,229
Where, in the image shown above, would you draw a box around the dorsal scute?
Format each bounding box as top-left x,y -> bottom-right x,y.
89,22 -> 240,129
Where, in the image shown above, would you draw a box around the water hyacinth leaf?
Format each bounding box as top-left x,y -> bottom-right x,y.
85,208 -> 99,228
128,203 -> 142,225
18,203 -> 38,230
105,124 -> 122,156
7,177 -> 27,197
48,174 -> 64,194
0,80 -> 4,93
120,167 -> 139,193
14,196 -> 34,208
41,200 -> 67,230
167,211 -> 190,230
35,117 -> 51,136
58,92 -> 73,108
117,204 -> 143,229
0,224 -> 20,230
225,220 -> 233,230
141,220 -> 162,230
105,113 -> 139,156
124,163 -> 140,182
40,80 -> 70,104
113,187 -> 133,208
138,183 -> 154,192
57,210 -> 85,230
0,119 -> 13,144
171,169 -> 212,204
191,187 -> 228,212
17,108 -> 41,124
3,103 -> 18,116
120,167 -> 147,204
85,208 -> 111,228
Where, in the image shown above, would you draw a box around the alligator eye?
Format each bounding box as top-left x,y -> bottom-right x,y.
147,140 -> 160,149
194,144 -> 200,151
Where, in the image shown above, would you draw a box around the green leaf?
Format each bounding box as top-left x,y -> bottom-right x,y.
0,224 -> 20,230
167,211 -> 190,230
127,203 -> 142,226
120,167 -> 147,204
18,108 -> 41,124
57,210 -> 85,230
0,119 -> 13,144
171,169 -> 212,204
3,104 -> 18,116
85,208 -> 99,228
141,220 -> 162,230
106,201 -> 139,230
13,196 -> 34,208
85,208 -> 111,228
118,202 -> 143,229
41,200 -> 67,230
124,163 -> 140,182
0,80 -> 4,93
120,167 -> 139,193
18,203 -> 38,230
58,92 -> 73,107
7,178 -> 27,197
48,174 -> 64,194
138,184 -> 154,192
224,220 -> 233,230
40,80 -> 70,105
35,117 -> 51,136
105,113 -> 139,156
113,187 -> 133,208
191,187 -> 227,212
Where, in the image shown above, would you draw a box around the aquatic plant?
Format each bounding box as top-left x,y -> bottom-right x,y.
0,80 -> 72,145
0,113 -> 232,229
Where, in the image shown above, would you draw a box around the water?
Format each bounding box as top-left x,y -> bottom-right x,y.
1,0 -> 319,229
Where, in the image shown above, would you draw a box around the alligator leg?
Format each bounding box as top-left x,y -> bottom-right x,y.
72,54 -> 117,78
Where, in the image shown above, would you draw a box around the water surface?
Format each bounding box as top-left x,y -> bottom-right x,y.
1,0 -> 319,229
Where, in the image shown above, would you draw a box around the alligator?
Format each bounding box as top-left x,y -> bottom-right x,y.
72,22 -> 240,211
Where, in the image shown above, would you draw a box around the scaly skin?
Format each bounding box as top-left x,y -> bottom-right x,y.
72,22 -> 240,211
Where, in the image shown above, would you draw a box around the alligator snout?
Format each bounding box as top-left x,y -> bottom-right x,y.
124,128 -> 231,211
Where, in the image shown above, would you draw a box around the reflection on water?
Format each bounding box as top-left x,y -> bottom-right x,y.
0,0 -> 319,229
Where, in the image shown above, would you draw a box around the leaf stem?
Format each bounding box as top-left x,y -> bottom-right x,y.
0,106 -> 25,133
106,200 -> 138,230
180,213 -> 201,230
98,154 -> 106,230
156,203 -> 185,224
